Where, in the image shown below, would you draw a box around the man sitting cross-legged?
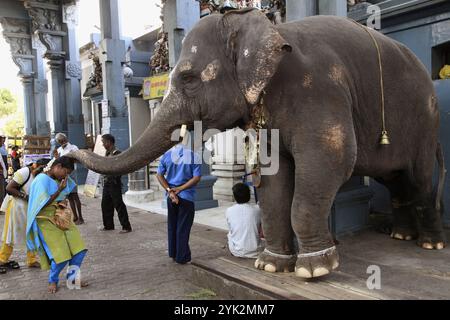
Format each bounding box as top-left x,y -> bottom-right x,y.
226,183 -> 264,259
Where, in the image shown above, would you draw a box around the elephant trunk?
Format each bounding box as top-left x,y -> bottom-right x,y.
68,95 -> 190,175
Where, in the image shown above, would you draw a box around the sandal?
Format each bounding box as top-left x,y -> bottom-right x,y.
1,261 -> 20,270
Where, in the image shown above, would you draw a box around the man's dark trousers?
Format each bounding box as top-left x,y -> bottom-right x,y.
101,182 -> 132,230
167,197 -> 195,264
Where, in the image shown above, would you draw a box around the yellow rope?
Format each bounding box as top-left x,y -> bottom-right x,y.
349,19 -> 389,144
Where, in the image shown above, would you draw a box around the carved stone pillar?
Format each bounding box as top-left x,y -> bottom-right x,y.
20,74 -> 36,135
0,17 -> 37,135
211,129 -> 247,202
62,1 -> 87,183
24,0 -> 68,135
46,53 -> 67,134
62,1 -> 84,145
99,0 -> 130,151
32,34 -> 51,136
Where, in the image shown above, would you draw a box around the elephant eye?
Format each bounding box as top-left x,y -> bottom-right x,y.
180,73 -> 202,96
181,74 -> 196,83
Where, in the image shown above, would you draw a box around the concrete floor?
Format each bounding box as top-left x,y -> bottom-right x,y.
2,188 -> 449,300
0,195 -> 228,300
124,197 -> 233,231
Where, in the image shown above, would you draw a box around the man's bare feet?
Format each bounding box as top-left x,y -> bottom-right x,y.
48,283 -> 57,294
81,280 -> 89,288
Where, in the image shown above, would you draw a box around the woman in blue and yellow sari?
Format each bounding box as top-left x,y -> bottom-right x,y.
26,156 -> 88,294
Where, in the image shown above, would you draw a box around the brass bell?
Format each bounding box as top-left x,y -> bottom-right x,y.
380,131 -> 390,145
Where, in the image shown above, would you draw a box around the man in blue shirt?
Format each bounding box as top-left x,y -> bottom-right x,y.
156,143 -> 201,264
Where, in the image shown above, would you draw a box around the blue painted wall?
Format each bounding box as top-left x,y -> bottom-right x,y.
376,10 -> 450,227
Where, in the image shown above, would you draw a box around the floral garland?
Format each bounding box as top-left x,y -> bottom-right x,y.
43,158 -> 56,173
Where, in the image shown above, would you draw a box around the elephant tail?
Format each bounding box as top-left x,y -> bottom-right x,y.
435,142 -> 446,212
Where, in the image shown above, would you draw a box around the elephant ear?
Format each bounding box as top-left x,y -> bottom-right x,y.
221,9 -> 292,105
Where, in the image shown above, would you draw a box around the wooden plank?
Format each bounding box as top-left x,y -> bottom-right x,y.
194,258 -> 324,300
217,257 -> 379,300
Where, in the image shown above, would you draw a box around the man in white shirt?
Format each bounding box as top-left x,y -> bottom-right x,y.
55,132 -> 84,224
226,183 -> 263,259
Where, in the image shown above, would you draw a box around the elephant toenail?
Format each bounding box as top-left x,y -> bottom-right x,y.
332,260 -> 339,270
264,264 -> 277,273
254,259 -> 261,269
394,233 -> 404,240
436,243 -> 444,250
295,267 -> 312,278
313,267 -> 330,277
422,243 -> 433,250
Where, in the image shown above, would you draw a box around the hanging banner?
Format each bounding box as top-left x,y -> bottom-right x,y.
143,73 -> 169,100
23,154 -> 52,166
83,135 -> 106,198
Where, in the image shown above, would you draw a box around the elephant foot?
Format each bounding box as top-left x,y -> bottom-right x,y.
390,226 -> 418,241
417,233 -> 446,250
254,249 -> 297,273
295,246 -> 339,279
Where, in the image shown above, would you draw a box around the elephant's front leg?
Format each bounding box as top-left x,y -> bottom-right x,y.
255,154 -> 297,273
291,144 -> 355,278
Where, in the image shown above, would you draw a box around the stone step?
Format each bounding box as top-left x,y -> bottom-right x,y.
191,255 -> 382,300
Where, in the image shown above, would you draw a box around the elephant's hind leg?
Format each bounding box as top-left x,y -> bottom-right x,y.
376,174 -> 419,241
255,154 -> 297,273
398,146 -> 446,250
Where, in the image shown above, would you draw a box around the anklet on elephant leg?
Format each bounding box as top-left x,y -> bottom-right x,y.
263,249 -> 296,259
297,246 -> 337,258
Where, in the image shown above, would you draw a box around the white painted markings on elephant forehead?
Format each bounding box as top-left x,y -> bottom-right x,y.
243,48 -> 250,58
191,45 -> 198,54
178,61 -> 193,72
201,60 -> 220,82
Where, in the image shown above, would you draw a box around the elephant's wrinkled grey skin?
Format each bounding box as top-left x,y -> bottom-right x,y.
69,9 -> 446,278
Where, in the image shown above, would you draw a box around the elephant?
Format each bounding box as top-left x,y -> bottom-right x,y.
70,8 -> 446,279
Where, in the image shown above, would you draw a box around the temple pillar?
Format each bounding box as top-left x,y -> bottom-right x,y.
32,35 -> 51,136
0,17 -> 37,135
46,53 -> 68,134
211,129 -> 247,202
98,0 -> 129,151
62,1 -> 84,147
20,75 -> 36,135
62,1 -> 87,183
24,0 -> 68,135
